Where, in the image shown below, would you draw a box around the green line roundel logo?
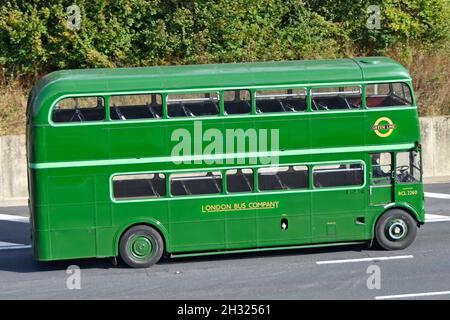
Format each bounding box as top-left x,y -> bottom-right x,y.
372,117 -> 397,138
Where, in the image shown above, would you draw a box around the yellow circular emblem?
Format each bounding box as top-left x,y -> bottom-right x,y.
372,117 -> 396,138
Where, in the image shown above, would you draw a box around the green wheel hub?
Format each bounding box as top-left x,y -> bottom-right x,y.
129,235 -> 153,260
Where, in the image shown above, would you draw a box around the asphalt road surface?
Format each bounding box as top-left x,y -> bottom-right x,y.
0,183 -> 449,300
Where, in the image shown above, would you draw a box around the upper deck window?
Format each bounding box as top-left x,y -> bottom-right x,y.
110,94 -> 162,120
311,86 -> 361,111
255,88 -> 306,113
52,97 -> 105,123
167,92 -> 220,117
224,90 -> 251,115
366,83 -> 412,108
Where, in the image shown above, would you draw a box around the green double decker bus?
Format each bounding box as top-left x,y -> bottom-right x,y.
26,57 -> 424,268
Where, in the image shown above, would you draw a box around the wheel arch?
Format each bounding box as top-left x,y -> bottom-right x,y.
372,203 -> 421,237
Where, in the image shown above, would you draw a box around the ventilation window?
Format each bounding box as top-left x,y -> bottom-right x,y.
52,97 -> 105,123
110,94 -> 162,120
255,88 -> 306,113
224,90 -> 251,115
167,92 -> 220,117
366,83 -> 412,108
311,87 -> 361,111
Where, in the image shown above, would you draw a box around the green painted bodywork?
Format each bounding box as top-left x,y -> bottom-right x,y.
26,57 -> 424,261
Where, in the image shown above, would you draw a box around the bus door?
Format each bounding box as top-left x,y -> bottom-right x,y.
369,152 -> 394,205
394,150 -> 423,210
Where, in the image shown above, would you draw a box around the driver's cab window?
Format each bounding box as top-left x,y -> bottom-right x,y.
371,153 -> 391,185
396,151 -> 421,183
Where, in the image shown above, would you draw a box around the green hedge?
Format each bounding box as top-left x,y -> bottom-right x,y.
0,0 -> 449,79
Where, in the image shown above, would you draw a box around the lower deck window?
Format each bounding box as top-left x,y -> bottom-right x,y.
371,153 -> 392,185
313,164 -> 364,188
258,165 -> 308,191
171,171 -> 222,196
227,169 -> 254,193
113,173 -> 166,200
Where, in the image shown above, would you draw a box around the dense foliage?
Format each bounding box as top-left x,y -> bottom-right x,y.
0,0 -> 449,79
0,0 -> 449,135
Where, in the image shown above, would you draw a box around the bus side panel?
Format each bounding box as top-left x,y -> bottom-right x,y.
45,173 -> 97,259
169,197 -> 226,253
310,113 -> 364,149
365,109 -> 420,146
256,192 -> 312,247
311,189 -> 367,242
43,125 -> 109,162
111,200 -> 169,247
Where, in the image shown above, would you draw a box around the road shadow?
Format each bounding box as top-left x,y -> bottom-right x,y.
0,241 -> 381,274
0,248 -> 116,273
162,242 -> 378,266
0,220 -> 31,245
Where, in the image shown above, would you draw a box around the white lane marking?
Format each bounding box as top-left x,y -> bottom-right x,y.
0,242 -> 31,251
425,192 -> 450,199
426,213 -> 450,222
376,290 -> 450,300
316,255 -> 413,265
0,214 -> 29,223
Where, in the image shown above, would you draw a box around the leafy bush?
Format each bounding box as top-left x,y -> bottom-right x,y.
1,0 -> 447,79
0,0 -> 449,135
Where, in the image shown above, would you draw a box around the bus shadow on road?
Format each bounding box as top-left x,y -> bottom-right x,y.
0,248 -> 116,273
160,242 -> 378,265
0,241 -> 386,273
0,220 -> 31,245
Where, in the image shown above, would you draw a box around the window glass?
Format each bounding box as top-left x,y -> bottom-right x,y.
313,163 -> 364,188
224,90 -> 251,115
311,86 -> 361,110
167,92 -> 219,117
52,97 -> 105,123
366,83 -> 412,108
226,169 -> 253,193
113,173 -> 165,200
396,151 -> 421,183
371,153 -> 391,185
110,94 -> 162,120
258,165 -> 308,191
255,88 -> 306,113
171,171 -> 222,196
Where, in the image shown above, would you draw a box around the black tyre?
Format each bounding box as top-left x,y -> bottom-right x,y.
375,209 -> 417,250
119,225 -> 164,268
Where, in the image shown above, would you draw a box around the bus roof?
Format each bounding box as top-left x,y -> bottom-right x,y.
29,57 -> 412,117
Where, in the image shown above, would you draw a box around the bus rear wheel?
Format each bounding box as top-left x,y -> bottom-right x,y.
375,209 -> 417,250
119,225 -> 164,268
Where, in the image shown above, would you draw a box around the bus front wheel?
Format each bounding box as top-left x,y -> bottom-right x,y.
119,225 -> 164,268
375,209 -> 417,250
